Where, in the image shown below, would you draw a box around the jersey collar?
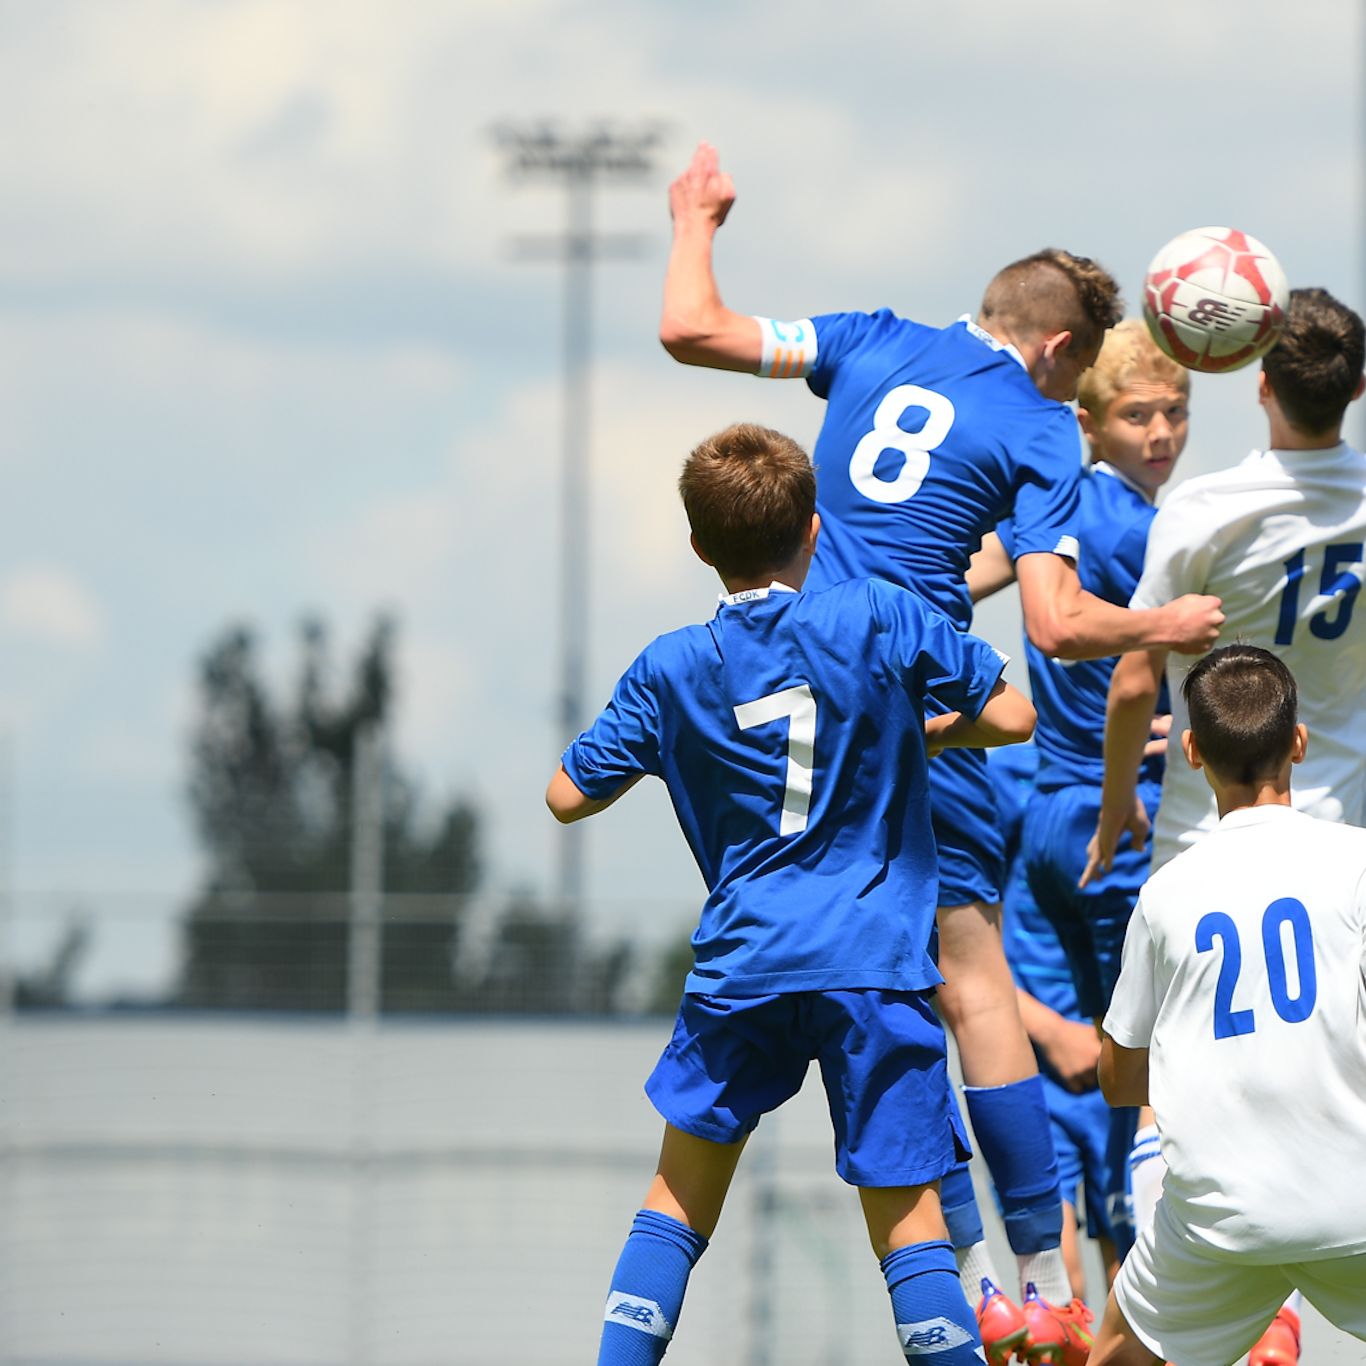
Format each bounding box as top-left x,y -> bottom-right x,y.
1217,804 -> 1301,831
958,315 -> 1027,371
719,582 -> 799,606
1093,460 -> 1155,505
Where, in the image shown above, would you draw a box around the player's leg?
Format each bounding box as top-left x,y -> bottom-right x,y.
929,751 -> 1072,1307
860,1183 -> 985,1365
1087,1290 -> 1162,1366
599,993 -> 806,1365
598,1125 -> 739,1366
936,897 -> 1070,1304
1289,1250 -> 1366,1339
812,988 -> 983,1364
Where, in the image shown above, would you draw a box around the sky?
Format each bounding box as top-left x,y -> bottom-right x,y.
1,0 -> 1362,999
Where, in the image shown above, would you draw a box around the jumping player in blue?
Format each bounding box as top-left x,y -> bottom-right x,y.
969,320 -> 1190,1021
548,422 -> 1034,1366
659,142 -> 1223,1339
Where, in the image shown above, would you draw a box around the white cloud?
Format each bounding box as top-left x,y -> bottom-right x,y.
0,565 -> 105,649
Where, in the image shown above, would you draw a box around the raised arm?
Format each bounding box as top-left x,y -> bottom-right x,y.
1079,647 -> 1167,887
1014,552 -> 1222,660
659,142 -> 763,372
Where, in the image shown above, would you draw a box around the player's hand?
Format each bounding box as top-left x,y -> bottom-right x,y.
669,142 -> 735,232
1166,593 -> 1224,654
1038,1018 -> 1101,1095
1142,712 -> 1172,759
1079,795 -> 1149,889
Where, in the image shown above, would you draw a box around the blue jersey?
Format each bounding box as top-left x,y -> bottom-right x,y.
563,579 -> 1006,996
1000,463 -> 1165,792
802,311 -> 1083,628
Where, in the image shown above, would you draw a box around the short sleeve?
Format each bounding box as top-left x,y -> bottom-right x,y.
1102,896 -> 1161,1048
806,311 -> 878,399
873,583 -> 1006,719
561,649 -> 663,798
995,514 -> 1017,561
1005,407 -> 1085,560
1129,488 -> 1217,610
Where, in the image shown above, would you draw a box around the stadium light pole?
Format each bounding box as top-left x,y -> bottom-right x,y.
492,121 -> 660,978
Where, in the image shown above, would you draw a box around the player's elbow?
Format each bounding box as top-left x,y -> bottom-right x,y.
659,312 -> 712,365
1024,616 -> 1077,660
1098,1035 -> 1148,1106
997,696 -> 1036,745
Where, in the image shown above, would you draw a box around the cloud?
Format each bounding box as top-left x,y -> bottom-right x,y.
0,565 -> 105,649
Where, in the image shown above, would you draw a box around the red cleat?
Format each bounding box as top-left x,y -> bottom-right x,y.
1248,1307 -> 1301,1366
1020,1283 -> 1093,1366
976,1278 -> 1028,1366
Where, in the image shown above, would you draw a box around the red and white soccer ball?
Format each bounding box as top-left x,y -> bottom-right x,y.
1142,227 -> 1289,373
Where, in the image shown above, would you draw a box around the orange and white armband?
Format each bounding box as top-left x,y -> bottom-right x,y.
754,317 -> 818,378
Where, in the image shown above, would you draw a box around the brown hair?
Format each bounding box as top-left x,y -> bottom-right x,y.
1262,287 -> 1365,437
979,249 -> 1124,356
1182,644 -> 1298,785
1077,318 -> 1190,421
679,423 -> 816,579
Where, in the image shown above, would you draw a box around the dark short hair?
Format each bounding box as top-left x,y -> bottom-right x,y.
679,423 -> 816,579
1262,287 -> 1365,436
1181,645 -> 1298,785
979,249 -> 1124,355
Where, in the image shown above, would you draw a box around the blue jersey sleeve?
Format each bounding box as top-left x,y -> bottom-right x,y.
806,310 -> 882,399
995,514 -> 1017,560
561,647 -> 662,798
871,582 -> 1006,719
1006,408 -> 1084,559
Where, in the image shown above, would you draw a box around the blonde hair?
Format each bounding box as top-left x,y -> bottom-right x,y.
1077,319 -> 1190,420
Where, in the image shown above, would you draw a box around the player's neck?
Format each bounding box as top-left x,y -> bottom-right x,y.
1211,782 -> 1293,819
1265,412 -> 1343,452
719,562 -> 809,596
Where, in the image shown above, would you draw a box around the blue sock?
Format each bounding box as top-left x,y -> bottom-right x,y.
963,1077 -> 1062,1255
881,1240 -> 983,1364
597,1209 -> 708,1366
939,1159 -> 984,1250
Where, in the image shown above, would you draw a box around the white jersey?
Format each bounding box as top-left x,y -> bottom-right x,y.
1131,443 -> 1366,870
1104,805 -> 1366,1260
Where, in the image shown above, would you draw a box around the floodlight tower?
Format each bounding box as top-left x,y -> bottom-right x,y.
493,121 -> 660,963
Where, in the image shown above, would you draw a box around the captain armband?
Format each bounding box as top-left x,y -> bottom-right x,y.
754,317 -> 818,378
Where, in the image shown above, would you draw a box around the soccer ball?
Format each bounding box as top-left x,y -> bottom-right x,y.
1142,227 -> 1289,373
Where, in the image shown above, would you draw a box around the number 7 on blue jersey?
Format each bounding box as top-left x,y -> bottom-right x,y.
734,684 -> 817,836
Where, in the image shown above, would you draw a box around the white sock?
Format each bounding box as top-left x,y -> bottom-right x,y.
1129,1123 -> 1166,1239
955,1239 -> 1005,1303
1281,1290 -> 1303,1316
1016,1248 -> 1072,1306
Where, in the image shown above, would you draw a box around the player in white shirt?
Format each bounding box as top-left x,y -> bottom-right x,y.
1092,645 -> 1366,1366
1085,286 -> 1366,880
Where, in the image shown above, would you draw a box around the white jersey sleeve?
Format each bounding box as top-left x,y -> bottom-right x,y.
1129,484 -> 1219,610
1102,894 -> 1161,1049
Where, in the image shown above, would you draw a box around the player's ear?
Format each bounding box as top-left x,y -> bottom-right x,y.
1291,723 -> 1309,764
1042,330 -> 1073,362
1257,370 -> 1273,405
689,532 -> 714,567
805,512 -> 821,553
1181,728 -> 1203,770
1076,405 -> 1098,453
1352,373 -> 1365,402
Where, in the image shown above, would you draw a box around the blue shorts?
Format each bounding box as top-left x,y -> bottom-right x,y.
1043,1075 -> 1132,1248
646,989 -> 971,1188
929,748 -> 1005,908
1021,780 -> 1160,1018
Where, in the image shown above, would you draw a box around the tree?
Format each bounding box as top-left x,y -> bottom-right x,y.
176,617 -> 480,1012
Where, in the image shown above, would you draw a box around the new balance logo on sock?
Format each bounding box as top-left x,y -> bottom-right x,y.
604,1291 -> 673,1339
897,1317 -> 976,1355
